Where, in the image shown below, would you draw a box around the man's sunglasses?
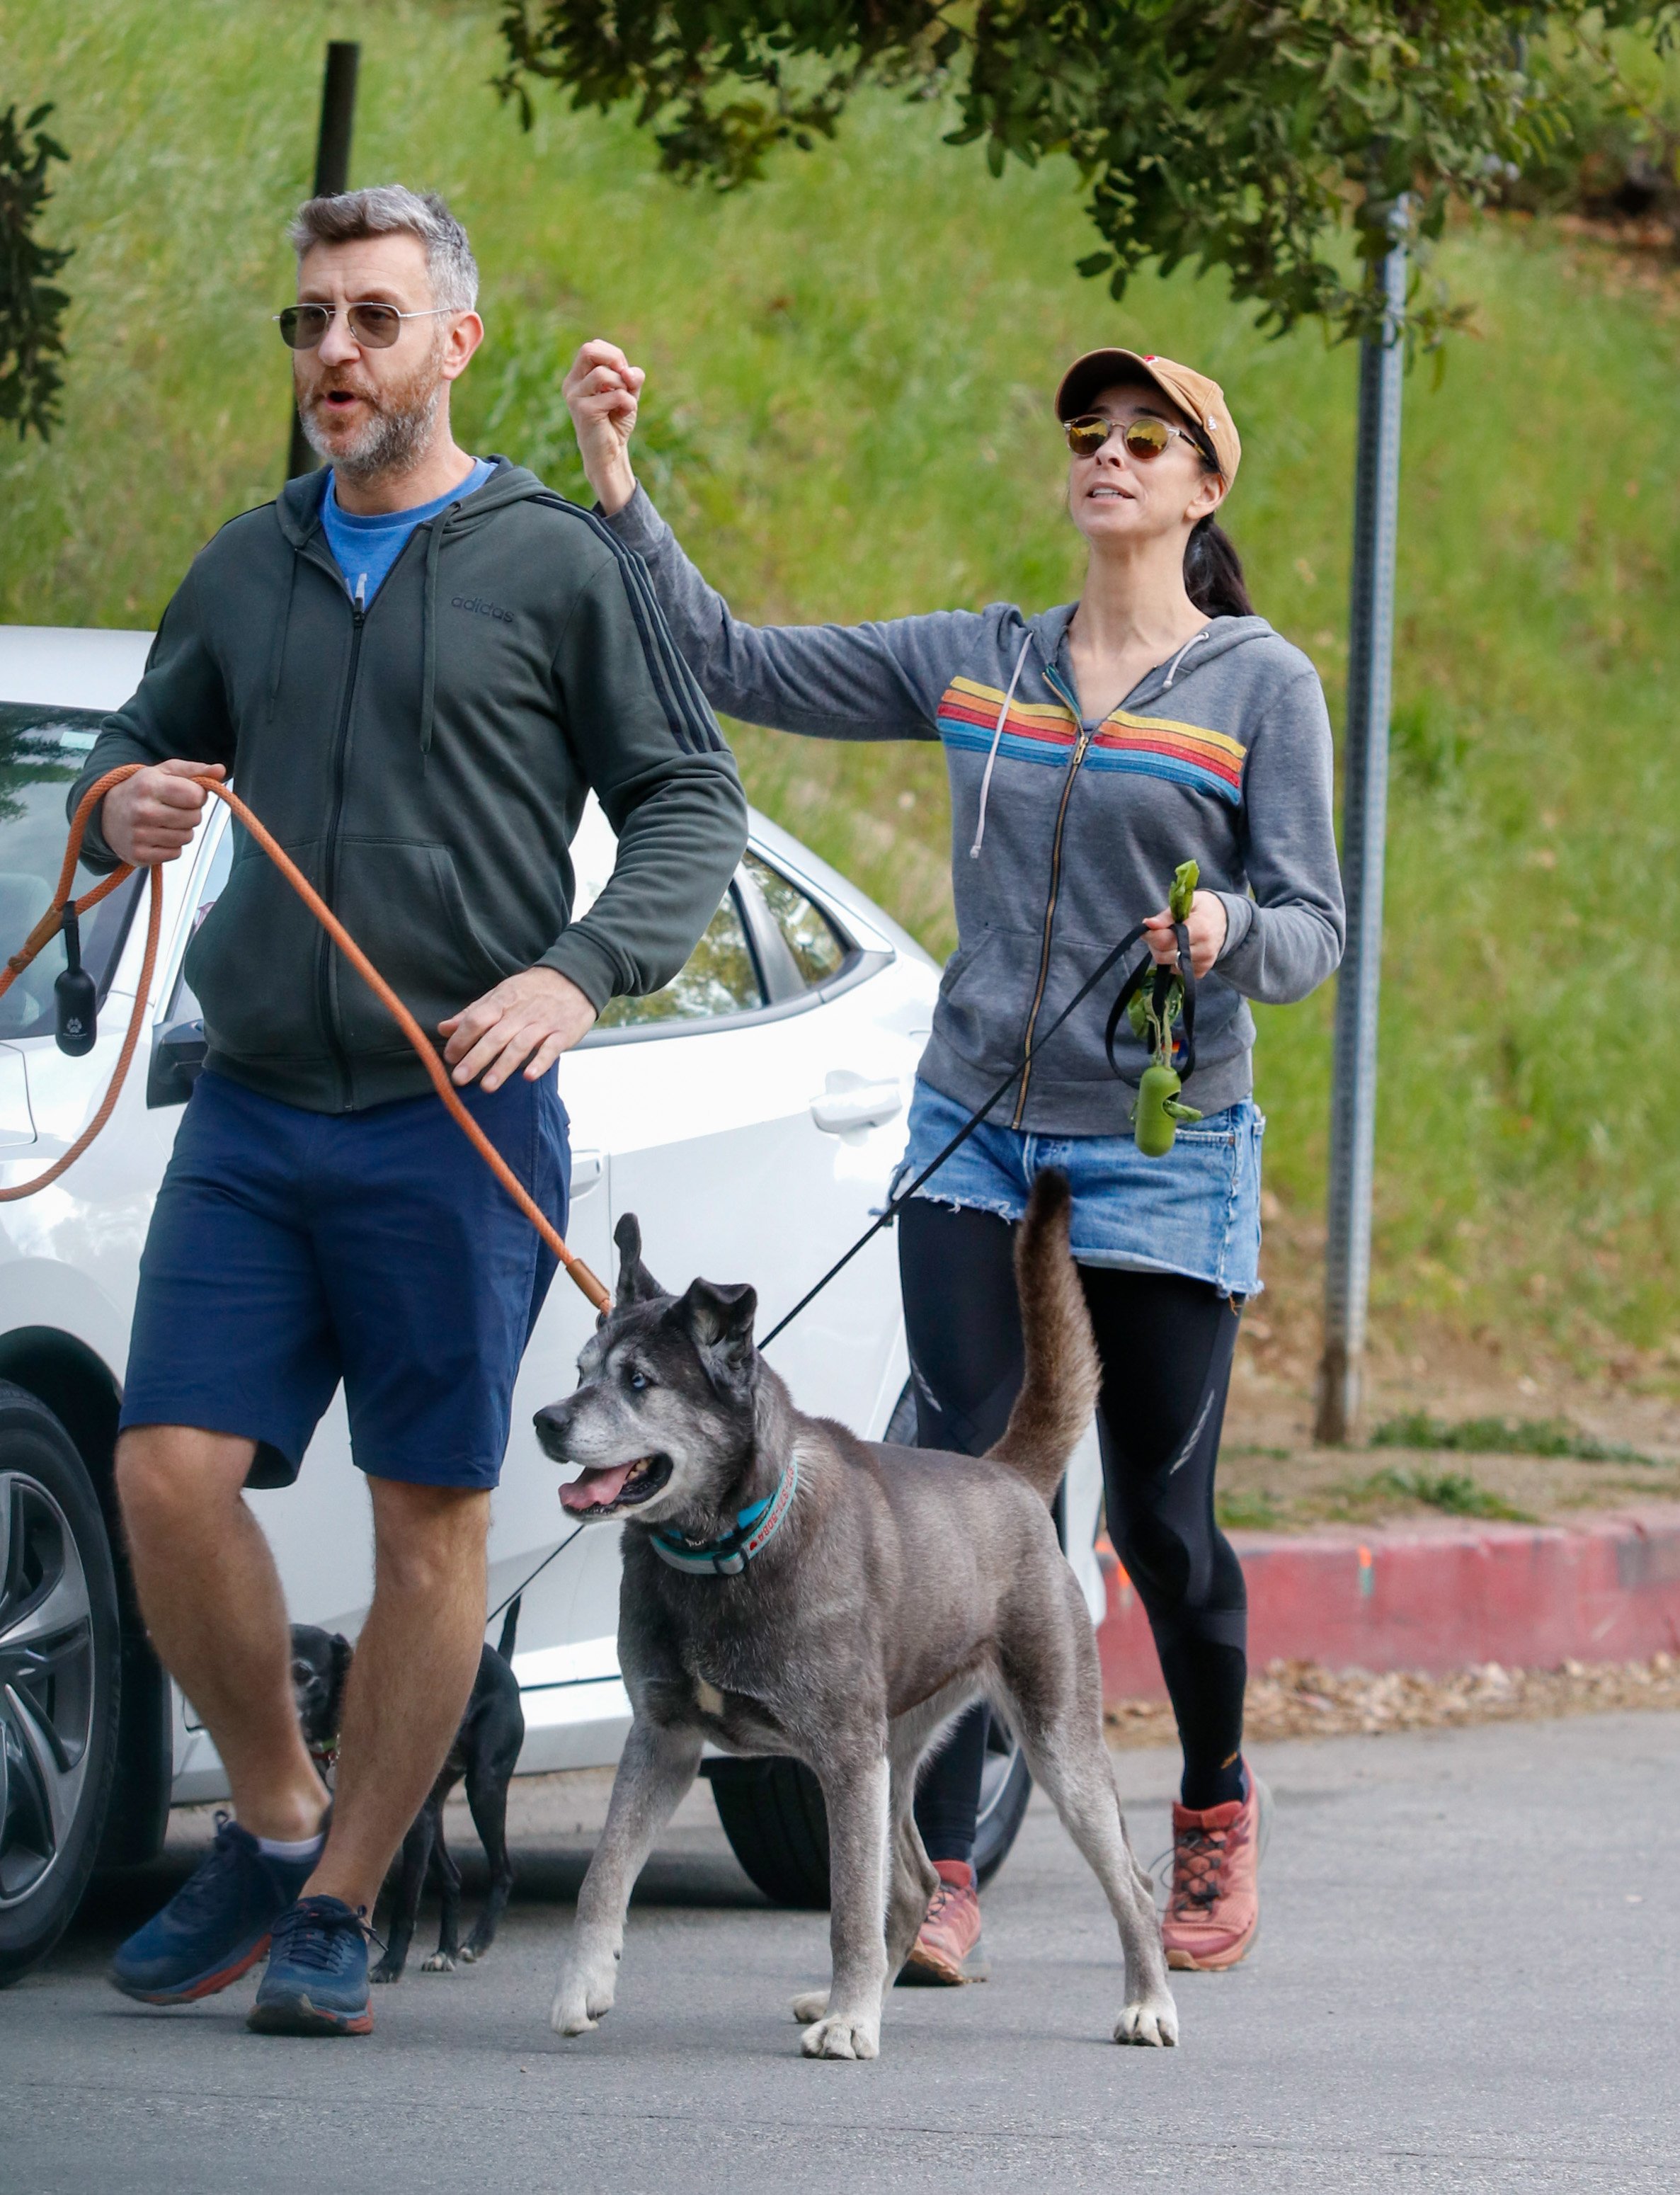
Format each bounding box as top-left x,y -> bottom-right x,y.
1063,412 -> 1208,464
274,302 -> 455,350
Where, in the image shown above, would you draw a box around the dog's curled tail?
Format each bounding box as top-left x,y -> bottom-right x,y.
985,1170 -> 1102,1503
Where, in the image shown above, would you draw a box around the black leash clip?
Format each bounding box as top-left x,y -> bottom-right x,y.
55,906 -> 97,1057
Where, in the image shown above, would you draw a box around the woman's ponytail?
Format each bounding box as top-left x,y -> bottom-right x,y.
1184,515 -> 1253,620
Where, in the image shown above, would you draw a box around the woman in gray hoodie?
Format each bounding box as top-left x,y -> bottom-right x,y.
564,339 -> 1344,1983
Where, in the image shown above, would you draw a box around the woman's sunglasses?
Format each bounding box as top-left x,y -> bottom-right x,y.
1063,413 -> 1208,464
274,302 -> 455,350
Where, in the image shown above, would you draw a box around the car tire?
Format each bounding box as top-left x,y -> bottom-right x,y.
0,1383 -> 122,1988
707,1716 -> 1034,1909
709,1372 -> 1033,1908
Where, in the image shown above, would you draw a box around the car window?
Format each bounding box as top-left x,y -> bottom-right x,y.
595,884 -> 765,1028
744,852 -> 847,987
0,705 -> 142,1040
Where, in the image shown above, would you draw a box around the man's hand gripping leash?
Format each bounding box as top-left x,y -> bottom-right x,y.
0,764 -> 611,1312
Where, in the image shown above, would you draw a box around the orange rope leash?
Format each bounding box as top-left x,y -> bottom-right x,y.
0,765 -> 611,1313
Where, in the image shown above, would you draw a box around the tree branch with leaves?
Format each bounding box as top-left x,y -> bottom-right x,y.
0,102 -> 72,440
495,0 -> 1676,348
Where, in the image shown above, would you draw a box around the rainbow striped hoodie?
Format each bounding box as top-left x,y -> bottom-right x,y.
606,488 -> 1344,1136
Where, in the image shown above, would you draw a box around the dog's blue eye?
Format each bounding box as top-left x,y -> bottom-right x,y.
629,1371 -> 648,1391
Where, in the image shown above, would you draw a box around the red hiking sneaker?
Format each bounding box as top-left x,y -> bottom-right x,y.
1161,1770 -> 1272,1972
899,1859 -> 989,1985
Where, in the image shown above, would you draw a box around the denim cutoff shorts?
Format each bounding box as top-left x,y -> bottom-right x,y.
895,1078 -> 1264,1298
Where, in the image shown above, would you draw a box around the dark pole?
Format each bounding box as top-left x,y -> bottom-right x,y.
285,40 -> 360,481
1313,222 -> 1407,1445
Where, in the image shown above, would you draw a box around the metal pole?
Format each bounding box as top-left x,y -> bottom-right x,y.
1313,230 -> 1407,1445
286,40 -> 360,481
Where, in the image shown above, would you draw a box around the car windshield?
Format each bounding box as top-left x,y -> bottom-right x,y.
0,705 -> 140,1041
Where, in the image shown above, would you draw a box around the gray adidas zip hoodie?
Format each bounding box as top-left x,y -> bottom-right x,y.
606,486 -> 1344,1134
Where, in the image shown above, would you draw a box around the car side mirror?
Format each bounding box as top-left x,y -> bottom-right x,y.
146,1017 -> 207,1109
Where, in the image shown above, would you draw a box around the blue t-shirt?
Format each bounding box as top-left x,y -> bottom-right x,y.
321,457 -> 495,606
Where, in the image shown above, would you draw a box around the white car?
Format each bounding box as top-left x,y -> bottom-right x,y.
0,625 -> 1107,1983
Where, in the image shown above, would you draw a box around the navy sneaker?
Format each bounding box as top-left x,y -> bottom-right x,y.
110,1812 -> 322,2005
248,1895 -> 375,2036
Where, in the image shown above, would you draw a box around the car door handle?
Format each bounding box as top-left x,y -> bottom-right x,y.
570,1148 -> 604,1195
810,1078 -> 903,1134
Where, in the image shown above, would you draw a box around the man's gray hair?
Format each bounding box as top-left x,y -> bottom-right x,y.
287,186 -> 479,312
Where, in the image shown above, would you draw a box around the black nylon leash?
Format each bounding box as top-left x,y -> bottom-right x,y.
759,918 -> 1188,1349
1104,918 -> 1197,1083
486,1519 -> 587,1632
490,920 -> 1192,1623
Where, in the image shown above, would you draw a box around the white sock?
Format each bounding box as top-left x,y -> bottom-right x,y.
256,1829 -> 326,1862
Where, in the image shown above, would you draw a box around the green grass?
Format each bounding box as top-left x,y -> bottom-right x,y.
1370,1413 -> 1656,1466
1349,1468 -> 1537,1524
1214,1488 -> 1288,1532
8,0 -> 1680,1360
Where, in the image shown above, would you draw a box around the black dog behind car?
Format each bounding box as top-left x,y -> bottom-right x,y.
289,1604 -> 526,1980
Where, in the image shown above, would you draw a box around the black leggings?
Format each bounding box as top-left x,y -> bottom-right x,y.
901,1198 -> 1247,1862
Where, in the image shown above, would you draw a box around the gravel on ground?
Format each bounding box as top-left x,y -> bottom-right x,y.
1107,1649 -> 1680,1746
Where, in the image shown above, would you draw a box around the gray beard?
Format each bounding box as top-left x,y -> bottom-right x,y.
301,375 -> 445,486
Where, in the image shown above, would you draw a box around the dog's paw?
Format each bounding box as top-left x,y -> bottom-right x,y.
789,1989 -> 829,2026
799,2012 -> 880,2061
421,1951 -> 457,1975
551,1957 -> 617,2037
1114,1992 -> 1179,2048
370,1961 -> 402,1986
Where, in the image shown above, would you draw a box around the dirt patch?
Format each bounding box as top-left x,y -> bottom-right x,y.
1213,1438 -> 1680,1532
1221,1191 -> 1680,1529
1105,1652 -> 1680,1750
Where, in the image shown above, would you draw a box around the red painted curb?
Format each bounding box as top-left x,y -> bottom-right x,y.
1096,1505 -> 1680,1703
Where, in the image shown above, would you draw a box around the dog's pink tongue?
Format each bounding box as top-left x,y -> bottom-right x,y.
560,1461 -> 639,1513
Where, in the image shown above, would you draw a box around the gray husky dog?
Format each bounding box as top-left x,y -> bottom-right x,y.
533,1171 -> 1178,2059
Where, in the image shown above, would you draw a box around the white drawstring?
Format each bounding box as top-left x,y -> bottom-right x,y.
968,632 -> 1034,860
1162,627 -> 1208,690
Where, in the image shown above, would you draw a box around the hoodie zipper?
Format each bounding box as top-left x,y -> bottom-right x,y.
1012,661 -> 1089,1129
301,512 -> 444,1110
317,598 -> 365,1112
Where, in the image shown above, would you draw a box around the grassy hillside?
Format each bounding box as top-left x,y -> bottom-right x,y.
6,0 -> 1680,1375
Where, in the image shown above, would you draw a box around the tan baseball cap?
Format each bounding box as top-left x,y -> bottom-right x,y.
1054,348 -> 1241,487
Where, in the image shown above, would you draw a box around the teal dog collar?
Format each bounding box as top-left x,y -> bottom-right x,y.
648,1452 -> 799,1578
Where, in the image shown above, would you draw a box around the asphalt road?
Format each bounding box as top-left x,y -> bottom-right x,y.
4,1711 -> 1676,2195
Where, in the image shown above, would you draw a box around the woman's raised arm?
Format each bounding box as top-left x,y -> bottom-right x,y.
564,341 -> 976,741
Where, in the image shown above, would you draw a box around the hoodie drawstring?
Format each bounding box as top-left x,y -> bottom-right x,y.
1163,627 -> 1208,690
968,632 -> 1034,860
418,507 -> 450,762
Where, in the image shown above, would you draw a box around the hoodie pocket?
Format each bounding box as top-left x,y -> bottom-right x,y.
183,840 -> 329,1063
327,838 -> 517,1058
932,925 -> 1045,1073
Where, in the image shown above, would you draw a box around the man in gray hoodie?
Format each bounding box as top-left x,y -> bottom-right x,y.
91,190 -> 745,2037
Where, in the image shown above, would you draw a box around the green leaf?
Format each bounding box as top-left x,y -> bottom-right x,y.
0,101 -> 74,440
489,0 -> 1666,357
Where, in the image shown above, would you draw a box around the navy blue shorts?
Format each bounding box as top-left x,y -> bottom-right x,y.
121,1068 -> 570,1490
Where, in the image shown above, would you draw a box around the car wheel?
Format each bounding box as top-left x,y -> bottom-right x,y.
705,1755 -> 830,1910
707,1713 -> 1033,1910
0,1384 -> 121,1988
709,1372 -> 1034,1910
